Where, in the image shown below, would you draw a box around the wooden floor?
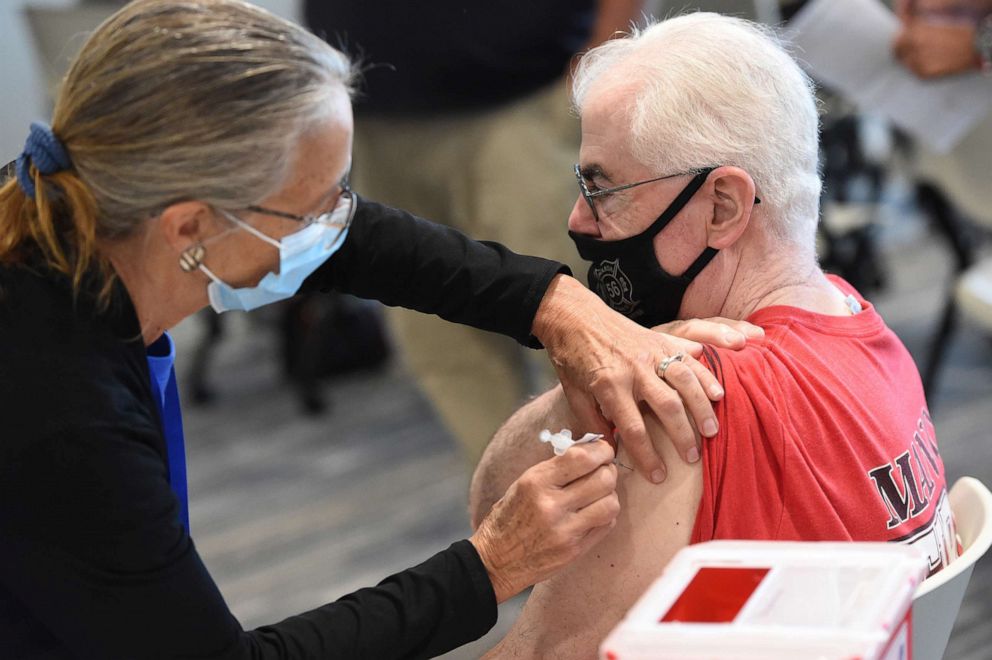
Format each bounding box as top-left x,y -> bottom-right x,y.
174,211 -> 992,659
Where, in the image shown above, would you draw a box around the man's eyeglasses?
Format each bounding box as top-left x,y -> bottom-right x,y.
574,163 -> 759,222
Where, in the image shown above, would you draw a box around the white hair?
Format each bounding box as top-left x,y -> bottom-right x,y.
572,13 -> 821,251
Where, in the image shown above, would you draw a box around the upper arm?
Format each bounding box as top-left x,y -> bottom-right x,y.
469,385 -> 576,529
303,199 -> 564,346
486,414 -> 702,659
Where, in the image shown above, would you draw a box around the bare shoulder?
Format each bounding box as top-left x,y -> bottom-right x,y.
487,414 -> 703,659
470,386 -> 574,528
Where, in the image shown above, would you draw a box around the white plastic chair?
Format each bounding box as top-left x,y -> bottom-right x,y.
912,477 -> 992,660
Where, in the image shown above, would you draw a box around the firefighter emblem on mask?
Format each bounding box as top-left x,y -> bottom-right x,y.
590,259 -> 639,316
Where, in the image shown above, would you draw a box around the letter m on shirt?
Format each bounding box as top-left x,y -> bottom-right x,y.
868,450 -> 930,529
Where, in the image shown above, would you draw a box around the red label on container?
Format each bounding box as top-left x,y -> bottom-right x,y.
660,567 -> 770,623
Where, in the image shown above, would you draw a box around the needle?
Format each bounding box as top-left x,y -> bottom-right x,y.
610,426 -> 633,470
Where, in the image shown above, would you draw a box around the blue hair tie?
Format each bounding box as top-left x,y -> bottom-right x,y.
15,121 -> 72,199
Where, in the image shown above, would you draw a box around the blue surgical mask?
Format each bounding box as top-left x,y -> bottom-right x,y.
200,193 -> 354,313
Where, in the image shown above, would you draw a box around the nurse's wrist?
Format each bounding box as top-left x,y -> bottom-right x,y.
468,531 -> 518,604
531,273 -> 584,351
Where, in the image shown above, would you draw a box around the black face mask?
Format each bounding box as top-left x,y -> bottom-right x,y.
569,168 -> 718,328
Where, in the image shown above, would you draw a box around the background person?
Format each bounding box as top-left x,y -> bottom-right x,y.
894,0 -> 992,78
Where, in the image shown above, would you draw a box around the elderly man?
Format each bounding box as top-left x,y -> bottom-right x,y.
469,13 -> 959,658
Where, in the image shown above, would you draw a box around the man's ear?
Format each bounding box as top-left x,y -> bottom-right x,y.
707,166 -> 757,249
158,201 -> 217,255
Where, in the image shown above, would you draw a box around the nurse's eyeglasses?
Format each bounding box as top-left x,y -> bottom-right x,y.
246,176 -> 356,231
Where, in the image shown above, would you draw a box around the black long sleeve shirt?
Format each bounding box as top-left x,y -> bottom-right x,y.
304,1 -> 596,115
0,198 -> 567,658
302,197 -> 566,347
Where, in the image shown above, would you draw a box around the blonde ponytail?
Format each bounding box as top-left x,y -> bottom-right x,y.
0,157 -> 111,302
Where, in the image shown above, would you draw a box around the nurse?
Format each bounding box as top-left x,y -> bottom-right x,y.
0,1 -> 730,657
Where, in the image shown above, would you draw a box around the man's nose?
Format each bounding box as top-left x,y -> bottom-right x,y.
567,195 -> 598,236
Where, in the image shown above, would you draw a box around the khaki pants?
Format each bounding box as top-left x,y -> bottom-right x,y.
352,79 -> 584,465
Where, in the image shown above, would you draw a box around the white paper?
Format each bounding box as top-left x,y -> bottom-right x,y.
785,0 -> 992,153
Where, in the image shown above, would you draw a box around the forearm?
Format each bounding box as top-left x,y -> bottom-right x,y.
303,197 -> 568,347
469,386 -> 576,528
3,430 -> 497,660
6,528 -> 496,660
256,540 -> 496,660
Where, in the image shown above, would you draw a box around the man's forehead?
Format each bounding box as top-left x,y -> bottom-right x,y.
581,78 -> 640,122
579,81 -> 642,172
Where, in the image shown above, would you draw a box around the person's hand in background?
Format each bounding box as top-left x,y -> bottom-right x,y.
894,19 -> 980,78
893,0 -> 989,79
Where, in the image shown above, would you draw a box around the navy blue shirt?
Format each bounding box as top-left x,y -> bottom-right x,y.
306,0 -> 597,115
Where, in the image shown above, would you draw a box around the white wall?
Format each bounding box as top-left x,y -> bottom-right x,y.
0,0 -> 63,161
0,0 -> 300,161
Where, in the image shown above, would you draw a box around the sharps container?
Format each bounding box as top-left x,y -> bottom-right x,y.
600,540 -> 927,660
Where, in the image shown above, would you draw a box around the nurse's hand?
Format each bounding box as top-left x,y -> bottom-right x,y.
652,317 -> 763,346
469,440 -> 619,604
532,275 -> 743,483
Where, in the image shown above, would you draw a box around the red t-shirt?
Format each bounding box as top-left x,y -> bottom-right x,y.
690,276 -> 958,575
